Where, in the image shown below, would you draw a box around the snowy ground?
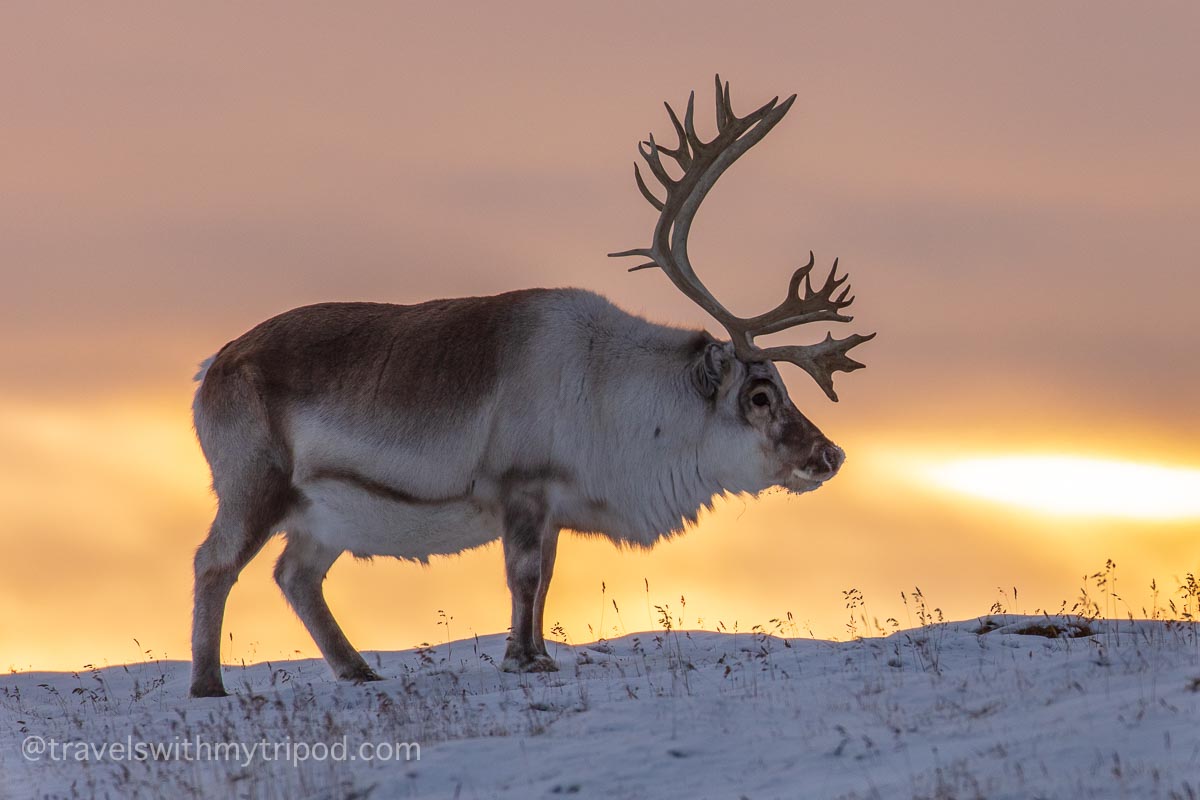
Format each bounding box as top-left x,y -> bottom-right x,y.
2,615 -> 1198,799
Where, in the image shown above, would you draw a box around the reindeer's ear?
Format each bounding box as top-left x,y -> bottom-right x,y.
692,341 -> 734,399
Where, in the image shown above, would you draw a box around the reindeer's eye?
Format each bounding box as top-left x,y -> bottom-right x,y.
751,391 -> 770,408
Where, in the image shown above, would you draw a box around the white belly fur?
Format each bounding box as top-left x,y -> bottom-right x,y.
284,479 -> 502,562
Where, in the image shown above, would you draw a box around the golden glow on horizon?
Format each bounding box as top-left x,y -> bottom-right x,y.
923,455 -> 1200,520
2,397 -> 1199,673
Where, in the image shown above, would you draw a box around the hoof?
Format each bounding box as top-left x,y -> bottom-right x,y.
339,665 -> 384,684
500,653 -> 559,673
189,683 -> 229,699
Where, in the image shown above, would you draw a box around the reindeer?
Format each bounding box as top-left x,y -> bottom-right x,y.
188,77 -> 873,697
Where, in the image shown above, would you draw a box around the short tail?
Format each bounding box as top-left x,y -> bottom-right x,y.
194,354 -> 216,383
192,354 -> 218,427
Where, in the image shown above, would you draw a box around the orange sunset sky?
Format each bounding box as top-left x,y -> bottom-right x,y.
2,3 -> 1198,672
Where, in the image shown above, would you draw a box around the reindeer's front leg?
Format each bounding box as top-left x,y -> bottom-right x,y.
500,484 -> 559,672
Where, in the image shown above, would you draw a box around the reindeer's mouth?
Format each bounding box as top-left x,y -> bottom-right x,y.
784,468 -> 826,495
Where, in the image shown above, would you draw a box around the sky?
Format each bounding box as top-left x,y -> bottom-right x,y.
2,2 -> 1198,671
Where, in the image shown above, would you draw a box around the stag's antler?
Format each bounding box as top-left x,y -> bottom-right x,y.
609,75 -> 874,401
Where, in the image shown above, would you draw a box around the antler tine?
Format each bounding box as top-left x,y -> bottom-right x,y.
739,94 -> 788,131
714,74 -> 730,131
759,332 -> 877,402
786,251 -> 817,299
682,91 -> 705,155
610,77 -> 873,400
632,164 -> 664,211
638,134 -> 674,188
809,258 -> 853,306
662,102 -> 692,170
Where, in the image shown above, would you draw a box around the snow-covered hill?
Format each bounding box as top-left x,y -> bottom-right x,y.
3,616 -> 1198,799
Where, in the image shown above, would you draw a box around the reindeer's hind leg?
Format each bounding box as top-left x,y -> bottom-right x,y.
189,462 -> 293,697
190,362 -> 296,698
274,532 -> 381,682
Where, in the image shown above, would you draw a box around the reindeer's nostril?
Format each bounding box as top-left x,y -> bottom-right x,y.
805,442 -> 844,479
822,443 -> 845,473
794,441 -> 844,484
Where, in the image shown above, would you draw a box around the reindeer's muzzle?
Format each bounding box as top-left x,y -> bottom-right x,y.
805,441 -> 845,482
786,439 -> 844,492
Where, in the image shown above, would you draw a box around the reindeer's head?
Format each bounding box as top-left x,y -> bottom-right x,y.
692,340 -> 846,495
612,76 -> 872,495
